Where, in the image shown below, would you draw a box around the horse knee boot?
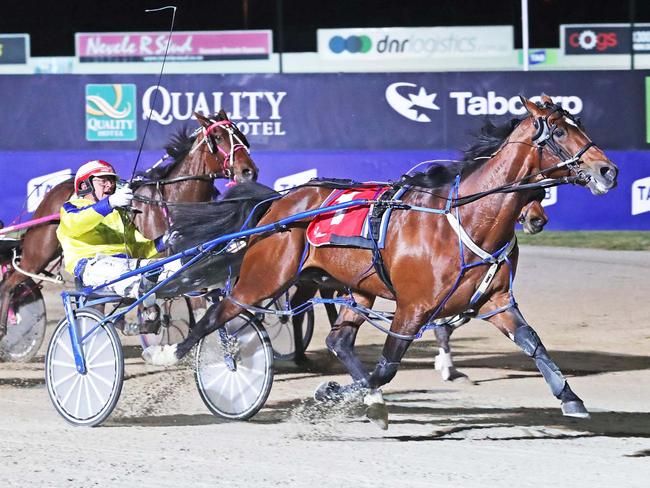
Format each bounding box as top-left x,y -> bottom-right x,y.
513,325 -> 587,416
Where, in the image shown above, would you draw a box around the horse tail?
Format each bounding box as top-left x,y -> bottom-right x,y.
168,181 -> 280,251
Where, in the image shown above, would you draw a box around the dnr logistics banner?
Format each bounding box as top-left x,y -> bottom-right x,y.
0,71 -> 649,230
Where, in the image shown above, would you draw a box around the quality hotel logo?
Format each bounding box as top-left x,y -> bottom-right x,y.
85,84 -> 137,141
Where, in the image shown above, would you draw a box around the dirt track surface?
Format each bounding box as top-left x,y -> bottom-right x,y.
1,246 -> 649,487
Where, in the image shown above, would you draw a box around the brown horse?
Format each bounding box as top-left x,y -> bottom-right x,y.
300,194 -> 551,372
145,96 -> 617,425
0,110 -> 258,346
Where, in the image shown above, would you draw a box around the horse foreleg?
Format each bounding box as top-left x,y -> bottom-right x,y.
359,306 -> 427,429
486,305 -> 589,418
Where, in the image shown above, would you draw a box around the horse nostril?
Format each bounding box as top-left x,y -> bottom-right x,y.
600,165 -> 616,182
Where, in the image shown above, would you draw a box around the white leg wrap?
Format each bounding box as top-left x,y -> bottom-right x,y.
434,348 -> 454,370
363,388 -> 384,406
142,344 -> 179,366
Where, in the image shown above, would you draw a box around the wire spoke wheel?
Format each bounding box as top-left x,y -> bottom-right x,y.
262,288 -> 314,360
195,312 -> 273,420
0,279 -> 46,362
45,309 -> 123,427
139,296 -> 193,349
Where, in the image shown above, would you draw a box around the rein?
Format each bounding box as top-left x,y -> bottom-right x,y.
411,106 -> 599,208
133,172 -> 219,187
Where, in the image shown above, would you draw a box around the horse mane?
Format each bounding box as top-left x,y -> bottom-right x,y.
401,116 -> 524,189
168,181 -> 280,251
136,126 -> 198,181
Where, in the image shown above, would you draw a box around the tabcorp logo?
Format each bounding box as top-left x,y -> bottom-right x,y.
631,176 -> 650,215
541,187 -> 557,207
328,35 -> 372,54
385,82 -> 440,122
85,84 -> 137,141
274,169 -> 318,191
27,169 -> 73,212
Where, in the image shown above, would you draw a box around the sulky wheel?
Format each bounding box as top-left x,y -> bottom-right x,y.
45,308 -> 123,427
0,279 -> 47,362
139,296 -> 193,349
262,288 -> 315,361
195,312 -> 273,420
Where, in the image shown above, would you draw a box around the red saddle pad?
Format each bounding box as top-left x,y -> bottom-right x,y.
306,186 -> 388,247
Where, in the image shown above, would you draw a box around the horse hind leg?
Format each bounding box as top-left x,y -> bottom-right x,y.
314,293 -> 376,402
433,316 -> 470,382
144,232 -> 305,365
320,303 -> 425,430
289,283 -> 318,365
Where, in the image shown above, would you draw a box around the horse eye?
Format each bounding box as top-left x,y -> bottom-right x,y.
554,129 -> 565,137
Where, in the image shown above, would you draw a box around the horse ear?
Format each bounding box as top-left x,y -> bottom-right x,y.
193,111 -> 211,127
217,109 -> 230,121
519,95 -> 542,116
540,93 -> 554,106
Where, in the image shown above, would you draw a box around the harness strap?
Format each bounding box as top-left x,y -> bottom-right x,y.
445,212 -> 494,262
469,237 -> 517,305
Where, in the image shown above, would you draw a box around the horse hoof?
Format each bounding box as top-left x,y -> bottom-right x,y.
365,403 -> 389,430
364,389 -> 388,430
440,367 -> 469,382
314,381 -> 342,402
142,344 -> 179,366
562,400 -> 590,418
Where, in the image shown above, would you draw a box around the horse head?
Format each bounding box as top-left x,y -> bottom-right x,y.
519,95 -> 618,195
193,110 -> 259,183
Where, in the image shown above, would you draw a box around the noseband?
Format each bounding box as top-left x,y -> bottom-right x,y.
190,119 -> 250,180
531,106 -> 596,184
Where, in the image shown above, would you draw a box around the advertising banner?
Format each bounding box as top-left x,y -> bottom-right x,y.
0,71 -> 647,152
75,31 -> 272,62
561,23 -> 650,55
317,26 -> 513,59
0,71 -> 649,230
0,34 -> 29,64
1,150 -> 648,231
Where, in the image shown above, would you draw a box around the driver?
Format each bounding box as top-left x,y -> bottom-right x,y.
56,160 -> 180,332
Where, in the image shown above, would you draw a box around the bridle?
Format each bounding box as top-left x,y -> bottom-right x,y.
423,104 -> 602,208
529,105 -> 596,184
190,119 -> 250,181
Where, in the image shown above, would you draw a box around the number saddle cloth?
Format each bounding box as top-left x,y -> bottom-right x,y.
306,184 -> 397,250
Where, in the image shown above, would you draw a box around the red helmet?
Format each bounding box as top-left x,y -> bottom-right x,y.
74,160 -> 117,196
